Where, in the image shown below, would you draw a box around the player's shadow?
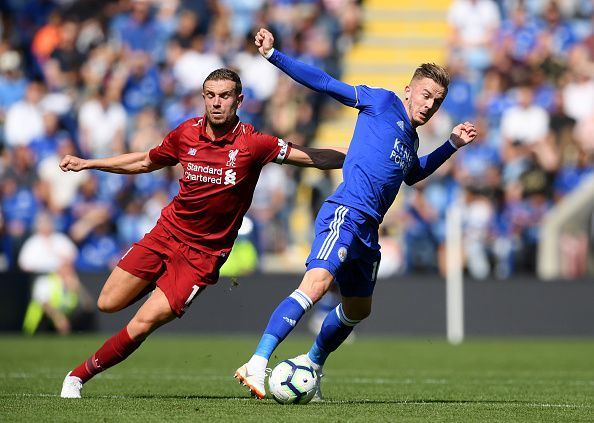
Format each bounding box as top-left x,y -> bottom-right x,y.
123,396 -> 540,406
308,399 -> 547,405
125,394 -> 260,400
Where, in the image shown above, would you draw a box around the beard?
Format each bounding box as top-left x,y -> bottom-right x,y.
208,117 -> 226,127
207,112 -> 228,126
206,107 -> 238,128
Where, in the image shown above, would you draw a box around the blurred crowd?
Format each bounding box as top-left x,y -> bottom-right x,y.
1,0 -> 593,285
0,0 -> 363,280
396,0 -> 594,280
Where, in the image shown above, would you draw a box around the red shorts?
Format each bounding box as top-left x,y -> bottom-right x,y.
117,223 -> 227,317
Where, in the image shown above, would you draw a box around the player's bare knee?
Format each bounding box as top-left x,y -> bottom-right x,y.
97,295 -> 121,313
299,270 -> 334,302
298,282 -> 328,303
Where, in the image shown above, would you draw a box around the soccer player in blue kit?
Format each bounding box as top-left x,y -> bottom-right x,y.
236,28 -> 478,400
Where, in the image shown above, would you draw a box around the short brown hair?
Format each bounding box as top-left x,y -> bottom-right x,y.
203,68 -> 242,94
412,63 -> 450,94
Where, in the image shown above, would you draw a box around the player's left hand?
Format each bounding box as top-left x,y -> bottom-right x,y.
255,28 -> 275,57
449,122 -> 478,148
59,154 -> 87,172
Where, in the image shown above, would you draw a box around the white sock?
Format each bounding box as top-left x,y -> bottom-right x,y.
247,354 -> 268,372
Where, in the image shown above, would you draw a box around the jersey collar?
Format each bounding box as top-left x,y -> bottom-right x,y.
194,115 -> 242,144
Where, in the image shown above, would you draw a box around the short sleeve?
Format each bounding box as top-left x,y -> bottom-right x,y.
355,85 -> 397,115
149,125 -> 182,166
249,131 -> 292,166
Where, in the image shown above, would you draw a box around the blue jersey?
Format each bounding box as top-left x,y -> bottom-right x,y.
269,49 -> 458,225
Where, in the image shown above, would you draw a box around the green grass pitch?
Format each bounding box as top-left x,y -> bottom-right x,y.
1,335 -> 593,422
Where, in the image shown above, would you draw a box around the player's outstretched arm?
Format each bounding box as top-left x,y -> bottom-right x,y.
405,121 -> 477,186
255,28 -> 358,107
59,152 -> 165,174
284,145 -> 347,170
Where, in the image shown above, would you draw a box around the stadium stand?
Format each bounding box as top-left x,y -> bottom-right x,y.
0,0 -> 593,280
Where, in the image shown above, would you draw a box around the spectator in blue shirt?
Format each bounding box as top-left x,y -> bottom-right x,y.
29,110 -> 71,165
554,147 -> 594,200
441,61 -> 477,123
498,4 -> 541,63
112,0 -> 161,59
0,50 -> 27,114
75,221 -> 120,272
538,1 -> 579,59
121,51 -> 162,115
1,176 -> 40,268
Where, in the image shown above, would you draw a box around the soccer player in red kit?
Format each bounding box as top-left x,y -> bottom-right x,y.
59,68 -> 346,398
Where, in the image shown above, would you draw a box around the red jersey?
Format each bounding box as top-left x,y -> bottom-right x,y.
148,116 -> 291,256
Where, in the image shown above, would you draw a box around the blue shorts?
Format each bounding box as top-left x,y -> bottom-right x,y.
306,202 -> 381,297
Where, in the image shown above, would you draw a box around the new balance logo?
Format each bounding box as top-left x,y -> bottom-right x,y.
283,316 -> 296,326
224,169 -> 236,185
188,148 -> 197,156
397,121 -> 404,131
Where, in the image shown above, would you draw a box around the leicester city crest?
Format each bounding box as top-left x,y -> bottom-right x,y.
337,247 -> 348,262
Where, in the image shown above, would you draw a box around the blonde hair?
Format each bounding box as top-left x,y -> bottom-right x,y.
411,63 -> 450,95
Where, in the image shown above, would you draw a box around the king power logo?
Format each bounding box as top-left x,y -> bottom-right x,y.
390,138 -> 414,174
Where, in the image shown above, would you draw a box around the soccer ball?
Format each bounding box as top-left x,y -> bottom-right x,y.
268,358 -> 318,404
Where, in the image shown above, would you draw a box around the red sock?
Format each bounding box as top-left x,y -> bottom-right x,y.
70,326 -> 142,383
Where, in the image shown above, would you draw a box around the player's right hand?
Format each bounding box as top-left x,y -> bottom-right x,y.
60,155 -> 86,172
255,28 -> 274,57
